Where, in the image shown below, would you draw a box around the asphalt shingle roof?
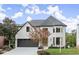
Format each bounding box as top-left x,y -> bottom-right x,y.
29,20 -> 44,27
29,16 -> 66,27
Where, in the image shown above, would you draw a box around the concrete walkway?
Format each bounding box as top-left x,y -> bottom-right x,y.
3,47 -> 38,55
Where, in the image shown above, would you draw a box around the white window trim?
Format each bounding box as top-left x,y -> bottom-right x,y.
53,27 -> 63,33
53,37 -> 63,47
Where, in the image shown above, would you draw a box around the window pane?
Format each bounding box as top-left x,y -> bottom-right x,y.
26,27 -> 30,32
56,37 -> 60,45
53,28 -> 55,33
56,28 -> 60,32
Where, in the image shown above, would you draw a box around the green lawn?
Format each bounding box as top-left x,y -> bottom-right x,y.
46,48 -> 79,55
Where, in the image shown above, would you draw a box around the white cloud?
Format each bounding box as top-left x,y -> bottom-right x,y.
76,15 -> 79,20
27,16 -> 32,21
25,9 -> 30,13
54,12 -> 66,20
47,5 -> 61,14
0,12 -> 6,23
7,7 -> 11,10
25,5 -> 41,14
0,12 -> 6,20
41,5 -> 62,15
0,5 -> 6,22
25,5 -> 62,15
11,12 -> 23,19
0,5 -> 6,12
22,4 -> 28,7
62,19 -> 76,32
25,9 -> 34,14
33,5 -> 41,14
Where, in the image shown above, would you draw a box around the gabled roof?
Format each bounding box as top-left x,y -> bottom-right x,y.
16,16 -> 67,35
29,16 -> 66,27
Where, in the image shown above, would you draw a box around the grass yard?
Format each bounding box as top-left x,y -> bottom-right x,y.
46,48 -> 79,55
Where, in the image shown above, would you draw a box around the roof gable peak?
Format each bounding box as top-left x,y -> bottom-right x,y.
47,15 -> 57,20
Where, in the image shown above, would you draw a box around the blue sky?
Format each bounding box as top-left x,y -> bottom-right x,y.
0,4 -> 79,32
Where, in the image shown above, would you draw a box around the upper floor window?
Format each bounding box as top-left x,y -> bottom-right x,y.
26,27 -> 30,32
56,28 -> 60,32
53,28 -> 55,33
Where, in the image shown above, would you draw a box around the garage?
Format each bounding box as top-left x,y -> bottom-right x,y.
17,39 -> 38,47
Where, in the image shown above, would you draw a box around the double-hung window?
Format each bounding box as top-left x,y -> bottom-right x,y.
26,27 -> 30,32
56,28 -> 60,33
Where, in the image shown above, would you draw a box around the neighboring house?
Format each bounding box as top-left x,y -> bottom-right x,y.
77,24 -> 79,47
15,16 -> 67,48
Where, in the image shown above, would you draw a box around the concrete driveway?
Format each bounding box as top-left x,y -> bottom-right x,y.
3,47 -> 38,55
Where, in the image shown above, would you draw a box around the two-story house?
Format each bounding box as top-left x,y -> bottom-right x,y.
15,16 -> 67,48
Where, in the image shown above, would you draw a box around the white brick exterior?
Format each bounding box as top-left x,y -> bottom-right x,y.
15,22 -> 34,47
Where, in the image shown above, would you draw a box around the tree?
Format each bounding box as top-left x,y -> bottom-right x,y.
0,23 -> 4,36
30,28 -> 49,47
2,17 -> 18,48
66,33 -> 76,47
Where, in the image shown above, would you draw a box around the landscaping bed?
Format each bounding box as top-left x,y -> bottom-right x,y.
37,50 -> 50,55
46,48 -> 79,55
0,46 -> 13,54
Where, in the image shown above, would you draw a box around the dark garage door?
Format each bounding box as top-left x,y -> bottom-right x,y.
17,39 -> 38,47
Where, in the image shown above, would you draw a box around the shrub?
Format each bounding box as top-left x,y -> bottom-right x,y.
37,50 -> 50,55
0,51 -> 3,54
0,49 -> 3,54
3,45 -> 12,51
38,46 -> 43,49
